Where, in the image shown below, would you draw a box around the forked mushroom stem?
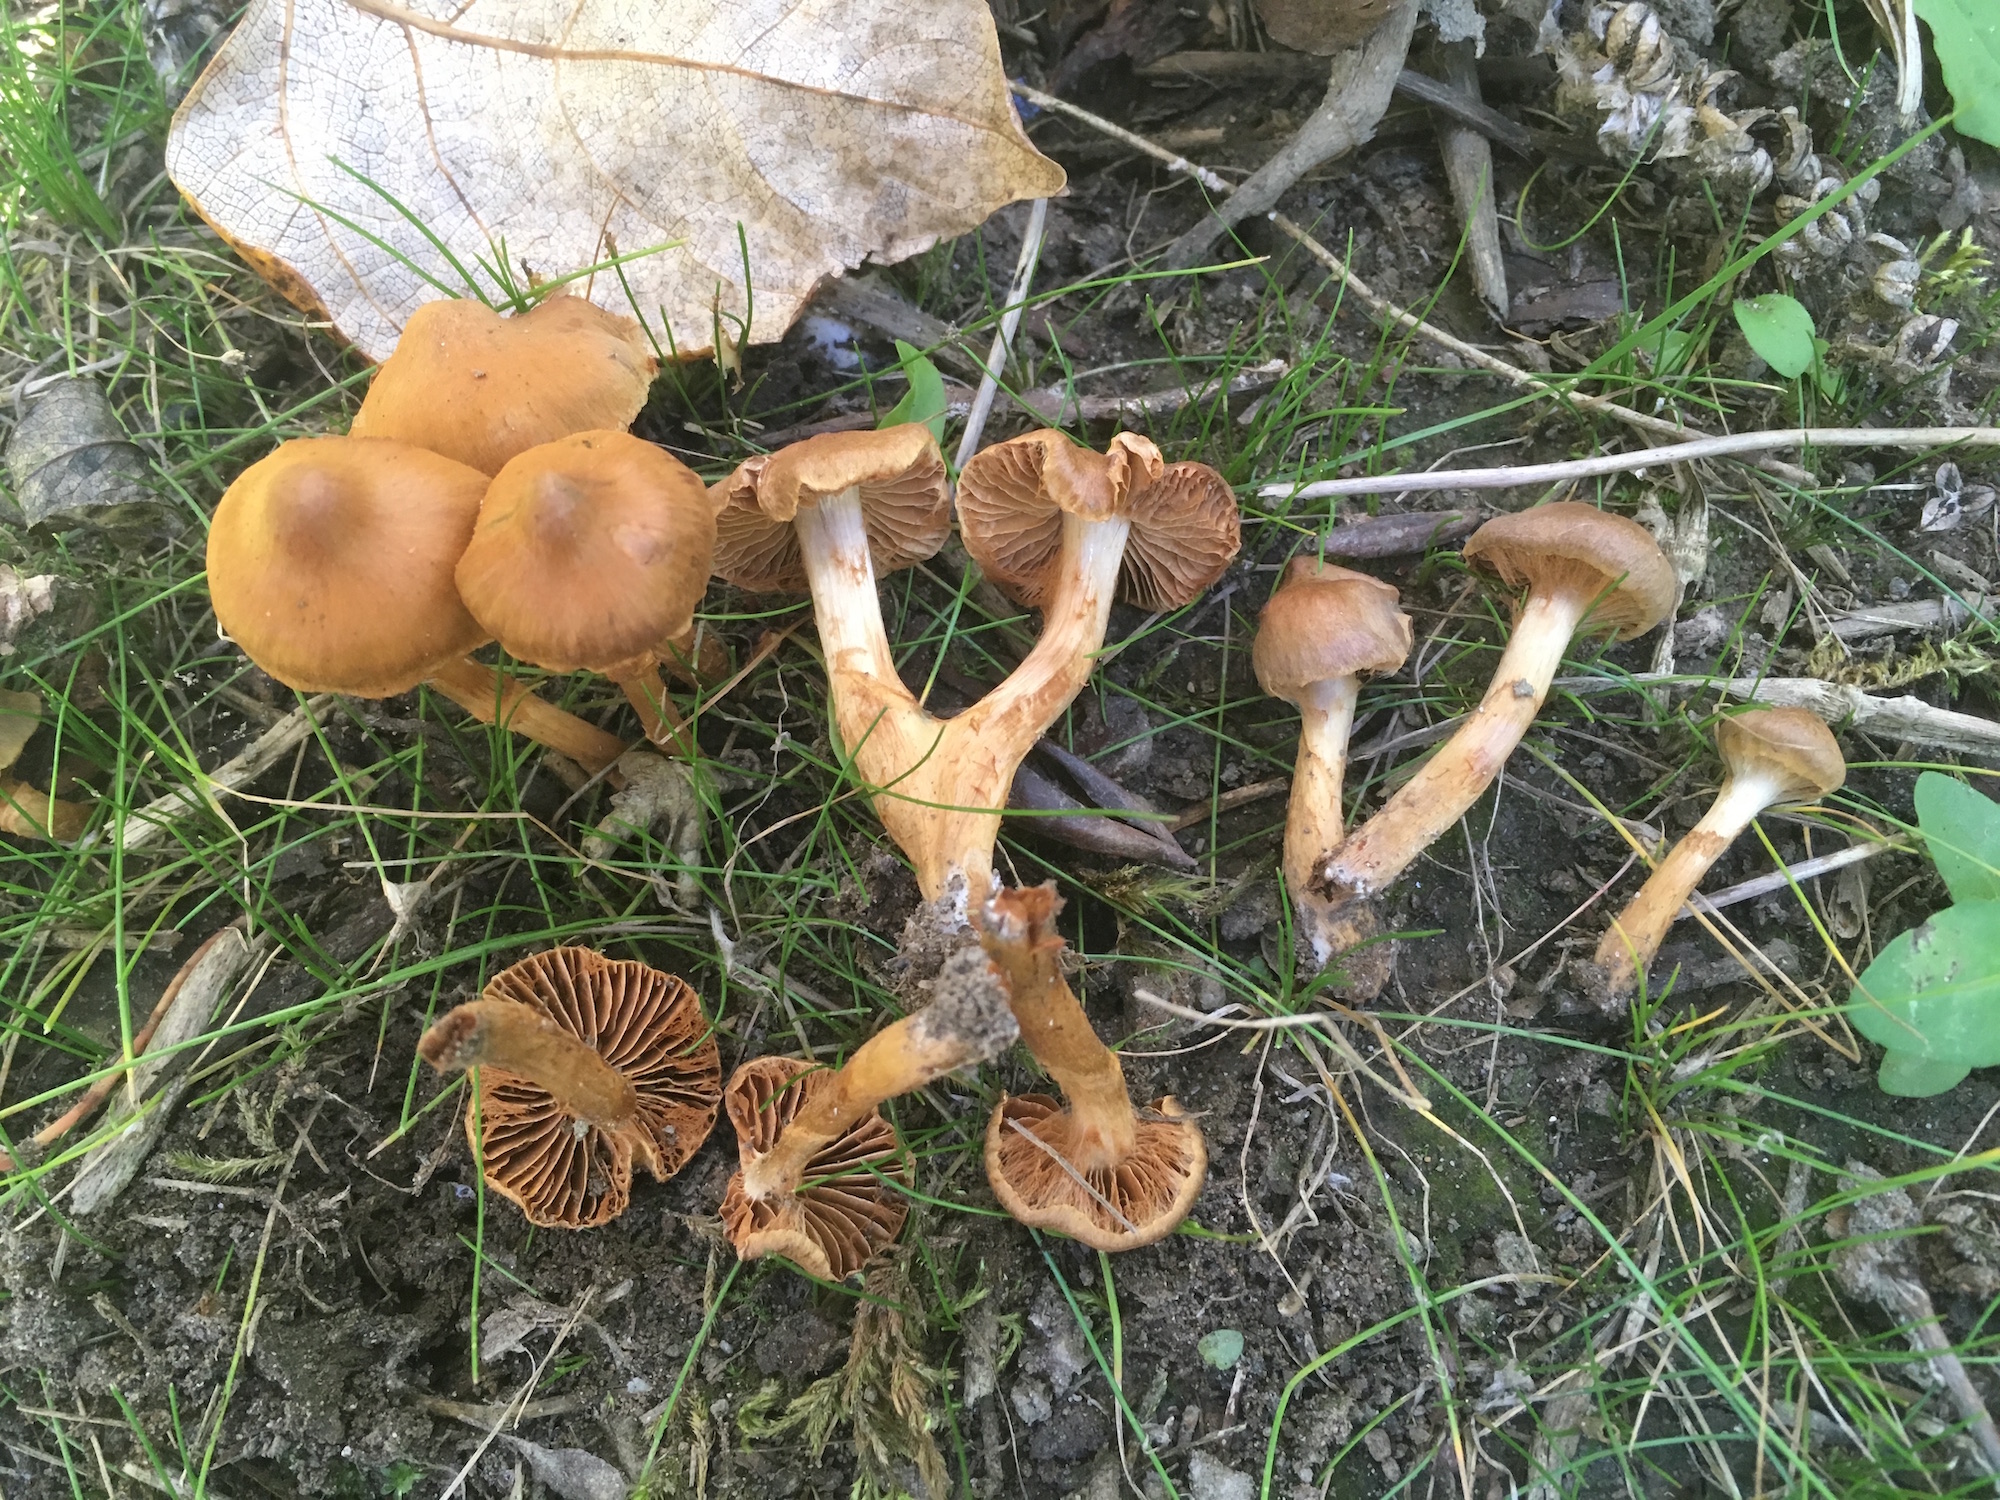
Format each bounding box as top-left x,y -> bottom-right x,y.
424,655 -> 628,776
419,998 -> 639,1129
1593,765 -> 1804,997
1317,584 -> 1588,913
978,886 -> 1137,1172
1284,676 -> 1360,935
796,489 -> 1131,906
740,951 -> 1016,1200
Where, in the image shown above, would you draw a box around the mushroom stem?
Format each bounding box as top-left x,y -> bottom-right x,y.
739,1017 -> 966,1200
978,886 -> 1137,1173
419,998 -> 638,1128
916,513 -> 1132,902
611,666 -> 696,760
741,949 -> 1015,1201
424,655 -> 628,775
1592,767 -> 1794,995
1285,675 -> 1360,935
1317,585 -> 1588,907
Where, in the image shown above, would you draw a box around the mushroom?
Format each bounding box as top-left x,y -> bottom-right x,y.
0,689 -> 89,843
349,294 -> 657,477
454,430 -> 717,758
1251,558 -> 1412,966
720,946 -> 1016,1279
716,427 -> 1236,915
1588,707 -> 1845,1002
1312,501 -> 1675,992
979,883 -> 1205,1251
418,946 -> 721,1228
207,435 -> 628,775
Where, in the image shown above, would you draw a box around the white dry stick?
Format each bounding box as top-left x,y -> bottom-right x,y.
1259,428 -> 2000,501
1719,677 -> 2000,758
1009,81 -> 1814,485
119,694 -> 337,852
1683,837 -> 1911,920
954,196 -> 1050,471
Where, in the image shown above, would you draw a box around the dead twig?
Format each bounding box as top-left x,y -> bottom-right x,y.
1009,81 -> 1813,485
954,197 -> 1049,469
1159,0 -> 1420,269
1434,43 -> 1508,320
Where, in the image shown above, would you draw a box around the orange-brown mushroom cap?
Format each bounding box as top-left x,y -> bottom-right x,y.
461,947 -> 721,1229
719,1055 -> 910,1281
1461,500 -> 1676,641
711,425 -> 950,592
957,430 -> 1240,610
454,430 -> 716,675
1716,708 -> 1846,803
1252,558 -> 1412,700
350,295 -> 658,476
206,435 -> 490,697
984,1093 -> 1206,1252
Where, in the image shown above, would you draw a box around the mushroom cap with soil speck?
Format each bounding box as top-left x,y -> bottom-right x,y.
957,430 -> 1241,610
1252,557 -> 1412,699
1716,707 -> 1846,802
446,947 -> 720,1230
205,435 -> 490,697
1461,500 -> 1676,640
454,430 -> 716,676
349,295 -> 657,476
719,1054 -> 910,1281
710,425 -> 949,593
983,1093 -> 1207,1252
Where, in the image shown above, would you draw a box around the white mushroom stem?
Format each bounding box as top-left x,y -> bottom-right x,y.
1283,675 -> 1360,964
1317,584 -> 1589,907
797,492 -> 1135,910
1593,766 -> 1799,995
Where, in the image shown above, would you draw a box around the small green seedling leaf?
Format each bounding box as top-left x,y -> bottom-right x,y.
1850,899 -> 2000,1095
1732,293 -> 1817,379
1916,770 -> 2000,904
881,339 -> 947,442
1197,1328 -> 1243,1370
1914,0 -> 2000,147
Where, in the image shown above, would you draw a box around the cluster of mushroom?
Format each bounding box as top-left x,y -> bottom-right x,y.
205,294 -> 724,783
201,295 -> 1248,1277
1251,501 -> 1848,1006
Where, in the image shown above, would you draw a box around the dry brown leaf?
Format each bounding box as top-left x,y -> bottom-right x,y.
165,0 -> 1064,362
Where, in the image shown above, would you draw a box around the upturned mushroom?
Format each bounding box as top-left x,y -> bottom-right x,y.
206,435 -> 628,774
1251,558 -> 1412,966
349,295 -> 657,477
455,430 -> 717,758
1312,501 -> 1675,993
979,884 -> 1206,1251
418,946 -> 721,1228
1588,708 -> 1845,1002
720,946 -> 1016,1280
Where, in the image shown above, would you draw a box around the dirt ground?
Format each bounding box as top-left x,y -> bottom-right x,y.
5,1 -> 2000,1498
